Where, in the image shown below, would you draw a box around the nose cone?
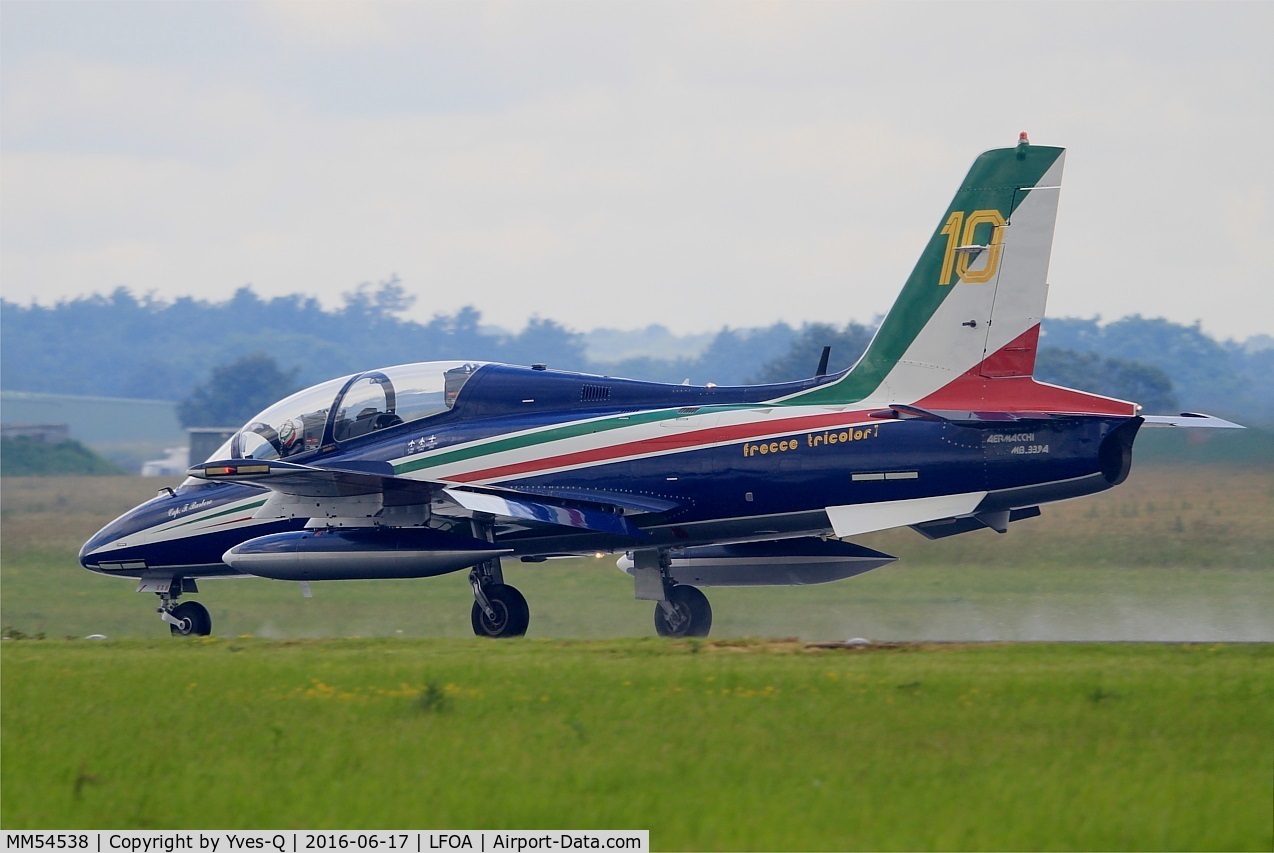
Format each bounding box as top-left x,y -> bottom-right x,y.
78,489 -> 178,574
79,528 -> 107,570
79,482 -> 289,579
79,507 -> 145,573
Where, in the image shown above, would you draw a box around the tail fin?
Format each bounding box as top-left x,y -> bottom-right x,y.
782,137 -> 1134,416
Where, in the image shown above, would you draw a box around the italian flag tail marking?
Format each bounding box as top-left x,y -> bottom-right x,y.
776,141 -> 1134,416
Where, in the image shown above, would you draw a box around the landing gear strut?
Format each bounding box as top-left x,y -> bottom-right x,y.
154,579 -> 211,636
469,558 -> 529,638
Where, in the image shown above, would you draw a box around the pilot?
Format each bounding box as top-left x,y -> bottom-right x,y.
277,418 -> 305,457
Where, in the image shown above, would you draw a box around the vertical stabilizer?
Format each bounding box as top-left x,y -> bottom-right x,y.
779,137 -> 1134,416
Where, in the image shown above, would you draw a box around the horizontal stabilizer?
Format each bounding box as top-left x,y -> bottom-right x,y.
1140,413 -> 1244,429
881,404 -> 1058,424
825,492 -> 987,538
618,538 -> 896,587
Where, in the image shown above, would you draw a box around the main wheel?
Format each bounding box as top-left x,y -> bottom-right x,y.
169,601 -> 212,637
654,585 -> 712,638
471,584 -> 530,638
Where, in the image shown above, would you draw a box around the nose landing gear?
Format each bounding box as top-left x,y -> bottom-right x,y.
144,576 -> 212,636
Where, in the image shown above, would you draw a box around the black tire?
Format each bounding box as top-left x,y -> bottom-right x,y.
470,584 -> 530,638
169,601 -> 212,637
654,585 -> 712,638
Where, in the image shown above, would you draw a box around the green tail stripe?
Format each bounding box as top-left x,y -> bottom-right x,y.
784,145 -> 1064,406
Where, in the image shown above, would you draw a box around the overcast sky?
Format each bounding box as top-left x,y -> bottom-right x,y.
2,1 -> 1271,340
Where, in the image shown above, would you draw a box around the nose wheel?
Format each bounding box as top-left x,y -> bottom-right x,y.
149,577 -> 212,636
167,601 -> 212,636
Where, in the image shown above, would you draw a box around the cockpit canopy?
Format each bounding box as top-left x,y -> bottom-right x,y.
204,361 -> 484,464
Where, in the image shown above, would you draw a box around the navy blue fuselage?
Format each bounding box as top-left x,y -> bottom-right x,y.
80,363 -> 1139,579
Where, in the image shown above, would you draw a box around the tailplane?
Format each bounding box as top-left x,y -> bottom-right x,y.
782,135 -> 1134,417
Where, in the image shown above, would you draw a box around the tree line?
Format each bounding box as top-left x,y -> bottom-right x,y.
3,279 -> 1269,427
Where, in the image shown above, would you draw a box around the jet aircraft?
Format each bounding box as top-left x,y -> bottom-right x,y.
80,135 -> 1240,638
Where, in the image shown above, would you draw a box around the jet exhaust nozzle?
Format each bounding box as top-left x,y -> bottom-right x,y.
1099,417 -> 1142,486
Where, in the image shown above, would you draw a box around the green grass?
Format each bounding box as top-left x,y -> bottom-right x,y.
2,468 -> 1273,848
2,639 -> 1271,850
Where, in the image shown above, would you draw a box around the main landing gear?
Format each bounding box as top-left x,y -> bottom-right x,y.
153,578 -> 212,637
633,550 -> 713,638
654,584 -> 713,638
469,558 -> 529,638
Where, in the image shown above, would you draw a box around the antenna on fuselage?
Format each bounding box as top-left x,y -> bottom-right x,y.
814,345 -> 832,378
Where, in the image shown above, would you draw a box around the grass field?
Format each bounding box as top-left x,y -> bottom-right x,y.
3,638 -> 1272,850
2,465 -> 1272,848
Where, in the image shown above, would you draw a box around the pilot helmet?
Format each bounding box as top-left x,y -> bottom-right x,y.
278,418 -> 304,452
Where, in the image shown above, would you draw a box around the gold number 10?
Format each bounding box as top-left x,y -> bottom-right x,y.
938,209 -> 1006,285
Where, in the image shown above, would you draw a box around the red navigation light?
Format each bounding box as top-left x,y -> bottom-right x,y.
203,463 -> 269,477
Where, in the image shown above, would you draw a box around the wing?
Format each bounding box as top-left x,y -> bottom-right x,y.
189,459 -> 651,539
